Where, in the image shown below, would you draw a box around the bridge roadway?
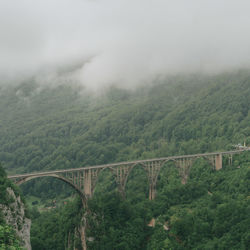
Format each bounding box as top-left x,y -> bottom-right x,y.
8,148 -> 250,201
8,149 -> 248,178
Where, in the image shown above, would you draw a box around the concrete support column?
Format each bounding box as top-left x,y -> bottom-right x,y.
79,172 -> 83,191
215,153 -> 222,170
84,169 -> 92,198
142,161 -> 162,200
228,154 -> 233,165
149,183 -> 156,200
176,158 -> 194,184
112,165 -> 133,199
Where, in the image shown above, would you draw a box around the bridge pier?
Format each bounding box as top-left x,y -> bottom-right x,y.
175,158 -> 194,184
228,154 -> 233,165
84,169 -> 92,198
112,165 -> 133,198
142,161 -> 162,200
83,169 -> 101,199
149,182 -> 156,200
215,154 -> 222,170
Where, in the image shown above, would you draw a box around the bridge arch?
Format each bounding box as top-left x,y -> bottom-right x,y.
13,174 -> 87,205
123,163 -> 149,199
121,163 -> 143,191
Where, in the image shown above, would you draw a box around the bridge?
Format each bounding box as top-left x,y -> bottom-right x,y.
8,149 -> 249,204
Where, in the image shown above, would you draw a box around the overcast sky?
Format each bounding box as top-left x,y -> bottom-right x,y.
1,0 -> 250,88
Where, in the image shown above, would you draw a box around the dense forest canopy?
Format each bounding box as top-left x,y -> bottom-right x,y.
0,71 -> 250,249
1,71 -> 249,175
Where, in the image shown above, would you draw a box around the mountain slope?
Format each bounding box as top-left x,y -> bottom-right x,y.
0,71 -> 249,176
0,70 -> 250,249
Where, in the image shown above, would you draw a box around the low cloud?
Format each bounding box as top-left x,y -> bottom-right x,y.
1,0 -> 250,89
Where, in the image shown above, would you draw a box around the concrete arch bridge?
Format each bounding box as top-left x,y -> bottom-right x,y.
8,149 -> 249,204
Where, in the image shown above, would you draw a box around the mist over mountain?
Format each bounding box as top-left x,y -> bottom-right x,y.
1,0 -> 250,89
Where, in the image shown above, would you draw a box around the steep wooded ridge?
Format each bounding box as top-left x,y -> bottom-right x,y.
0,71 -> 250,249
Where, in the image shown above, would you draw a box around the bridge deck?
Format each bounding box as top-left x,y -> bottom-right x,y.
8,149 -> 249,179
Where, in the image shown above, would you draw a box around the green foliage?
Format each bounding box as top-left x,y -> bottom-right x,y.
0,224 -> 22,250
87,192 -> 152,250
30,197 -> 83,250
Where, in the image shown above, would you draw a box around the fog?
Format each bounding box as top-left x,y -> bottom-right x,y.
1,0 -> 250,89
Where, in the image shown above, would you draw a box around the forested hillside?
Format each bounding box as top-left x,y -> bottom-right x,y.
1,71 -> 249,175
0,70 -> 250,249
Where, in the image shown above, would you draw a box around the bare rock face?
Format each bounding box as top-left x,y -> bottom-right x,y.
0,188 -> 31,250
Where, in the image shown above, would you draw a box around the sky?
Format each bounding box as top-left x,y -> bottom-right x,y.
1,0 -> 250,89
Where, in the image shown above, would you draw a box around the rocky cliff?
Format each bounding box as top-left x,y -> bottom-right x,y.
0,188 -> 31,250
0,164 -> 31,249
